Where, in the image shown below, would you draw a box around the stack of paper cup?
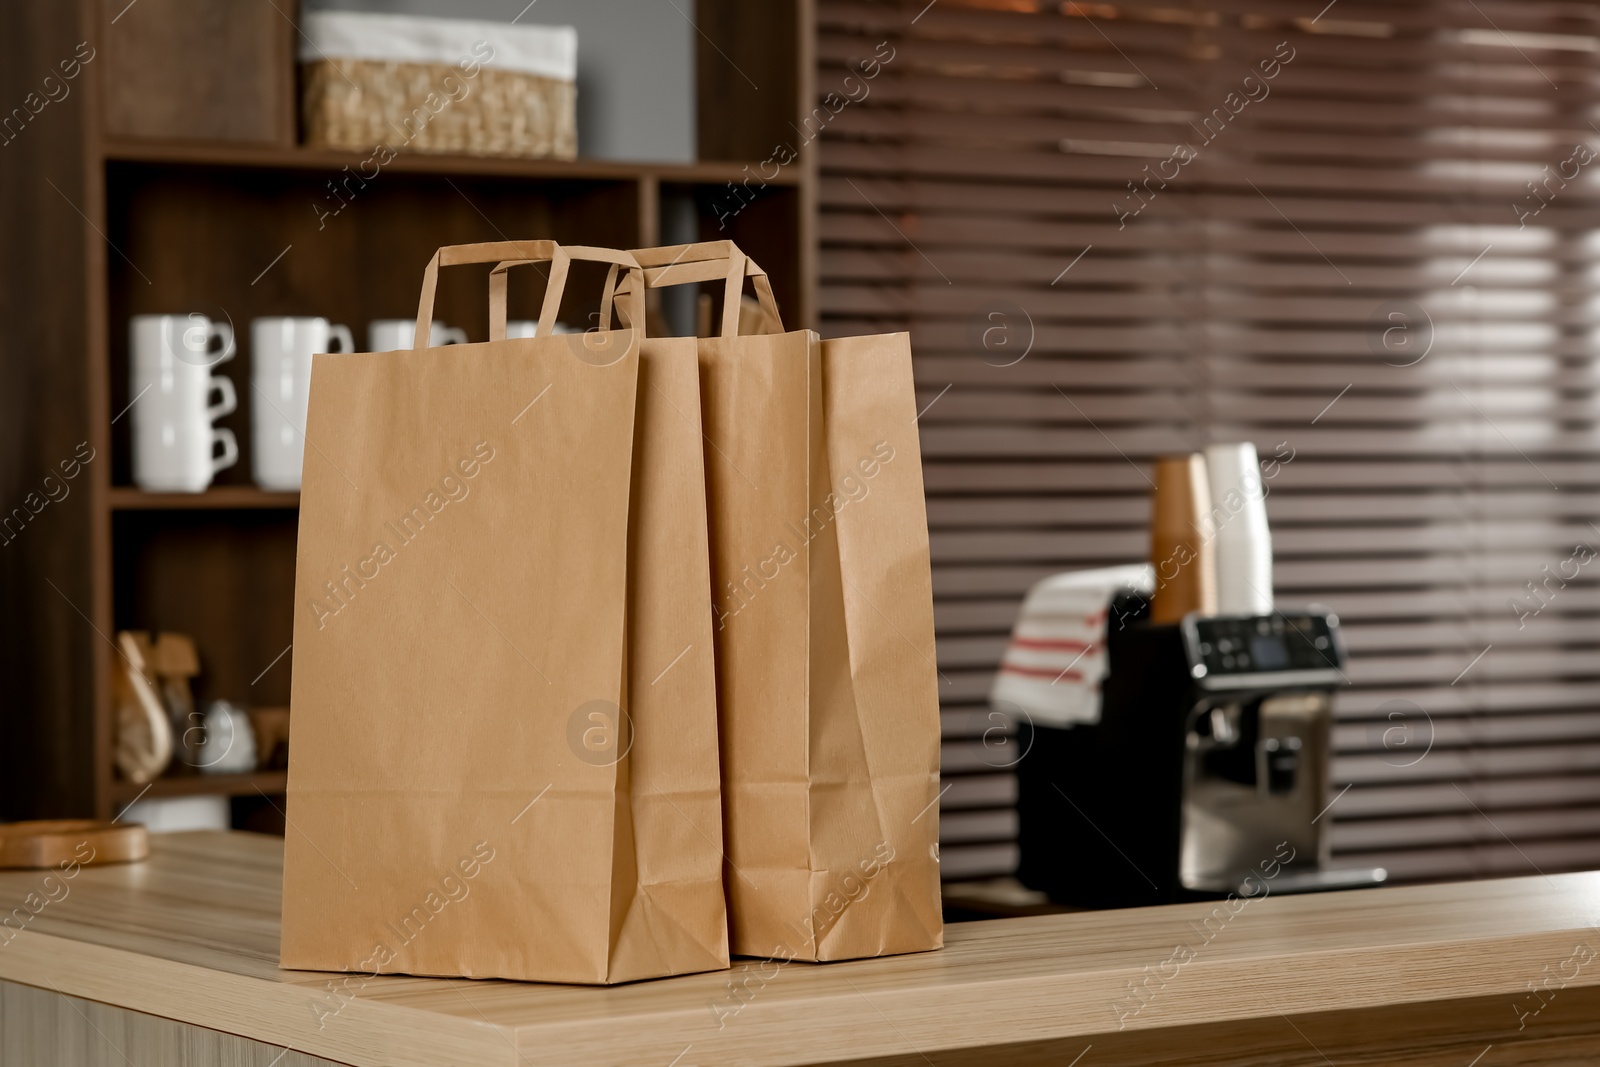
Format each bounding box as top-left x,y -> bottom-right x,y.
1205,442 -> 1274,615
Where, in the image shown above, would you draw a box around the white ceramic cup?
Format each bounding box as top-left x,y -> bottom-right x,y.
250,316 -> 354,491
368,318 -> 467,351
130,314 -> 239,493
197,700 -> 258,775
505,319 -> 580,338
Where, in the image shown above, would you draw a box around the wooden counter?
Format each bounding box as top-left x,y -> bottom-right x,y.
3,831 -> 1600,1066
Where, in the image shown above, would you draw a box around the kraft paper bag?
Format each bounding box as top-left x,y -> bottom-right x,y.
617,242 -> 944,961
281,241 -> 728,986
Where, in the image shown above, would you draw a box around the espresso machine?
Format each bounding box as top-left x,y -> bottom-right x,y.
1016,602 -> 1387,907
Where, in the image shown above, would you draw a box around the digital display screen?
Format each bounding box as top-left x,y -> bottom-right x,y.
1249,634 -> 1290,669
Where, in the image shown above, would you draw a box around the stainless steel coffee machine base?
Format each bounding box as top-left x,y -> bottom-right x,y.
1016,608 -> 1382,909
1185,866 -> 1389,897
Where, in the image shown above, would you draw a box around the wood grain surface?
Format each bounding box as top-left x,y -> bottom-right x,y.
1,832 -> 1599,1066
0,0 -> 99,827
98,0 -> 294,144
3,981 -> 349,1067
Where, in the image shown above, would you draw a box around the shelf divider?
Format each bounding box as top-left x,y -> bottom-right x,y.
111,770 -> 288,804
109,487 -> 300,511
102,136 -> 800,186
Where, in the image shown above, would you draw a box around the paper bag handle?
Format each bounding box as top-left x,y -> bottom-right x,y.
414,240 -> 567,347
414,241 -> 645,347
490,245 -> 645,340
606,241 -> 783,338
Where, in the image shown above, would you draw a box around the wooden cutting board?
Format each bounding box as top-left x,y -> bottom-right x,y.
0,820 -> 149,869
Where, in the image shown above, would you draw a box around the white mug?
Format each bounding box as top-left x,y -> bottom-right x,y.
251,316 -> 354,491
130,314 -> 239,493
368,318 -> 467,351
197,700 -> 257,775
505,319 -> 580,338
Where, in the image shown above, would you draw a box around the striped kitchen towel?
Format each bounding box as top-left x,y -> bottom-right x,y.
989,564 -> 1154,727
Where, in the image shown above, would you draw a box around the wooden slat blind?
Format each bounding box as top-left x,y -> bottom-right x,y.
818,0 -> 1600,882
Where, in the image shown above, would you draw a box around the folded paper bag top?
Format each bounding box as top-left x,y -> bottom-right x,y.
280,240 -> 729,984
614,241 -> 946,962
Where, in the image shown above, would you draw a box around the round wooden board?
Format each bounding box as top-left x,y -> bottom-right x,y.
0,820 -> 149,869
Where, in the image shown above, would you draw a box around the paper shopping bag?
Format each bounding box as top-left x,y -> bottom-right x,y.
281,241 -> 728,986
617,243 -> 944,961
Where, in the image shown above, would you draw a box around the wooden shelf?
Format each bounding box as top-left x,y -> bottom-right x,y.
110,771 -> 287,803
102,137 -> 801,186
109,487 -> 299,510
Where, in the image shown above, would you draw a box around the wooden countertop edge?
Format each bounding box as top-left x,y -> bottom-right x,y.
9,921 -> 1600,1066
1,929 -> 518,1067
506,932 -> 1600,1065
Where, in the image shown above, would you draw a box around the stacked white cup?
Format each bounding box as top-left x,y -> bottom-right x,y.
130,314 -> 239,493
251,317 -> 355,491
367,319 -> 467,351
1204,442 -> 1274,615
505,320 -> 580,338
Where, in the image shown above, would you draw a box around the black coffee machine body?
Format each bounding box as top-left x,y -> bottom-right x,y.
1016,606 -> 1386,908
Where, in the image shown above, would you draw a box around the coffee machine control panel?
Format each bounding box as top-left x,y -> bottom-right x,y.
1182,612 -> 1344,689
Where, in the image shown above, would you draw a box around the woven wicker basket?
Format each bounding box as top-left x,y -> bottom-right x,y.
302,60 -> 576,159
299,12 -> 577,160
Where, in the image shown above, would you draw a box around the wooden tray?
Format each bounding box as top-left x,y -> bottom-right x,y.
0,820 -> 149,869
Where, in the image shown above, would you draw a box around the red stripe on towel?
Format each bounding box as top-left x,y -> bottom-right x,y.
1008,637 -> 1097,652
999,663 -> 1087,682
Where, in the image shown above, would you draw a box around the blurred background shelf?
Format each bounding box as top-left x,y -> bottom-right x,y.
109,487 -> 301,510
101,137 -> 805,187
110,771 -> 288,804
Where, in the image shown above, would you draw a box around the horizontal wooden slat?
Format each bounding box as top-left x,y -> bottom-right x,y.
822,140 -> 1600,198
1330,805 -> 1600,851
1330,838 -> 1600,882
1333,775 -> 1600,818
920,460 -> 1600,492
943,618 -> 1600,667
940,809 -> 1019,844
938,842 -> 1022,881
940,773 -> 1018,810
931,525 -> 1600,559
925,493 -> 1600,526
1337,742 -> 1600,784
929,558 -> 1600,598
934,592 -> 1600,633
1334,682 -> 1600,716
1335,712 -> 1600,752
826,0 -> 1600,44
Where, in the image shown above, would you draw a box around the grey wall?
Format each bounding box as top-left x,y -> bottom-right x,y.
303,0 -> 695,162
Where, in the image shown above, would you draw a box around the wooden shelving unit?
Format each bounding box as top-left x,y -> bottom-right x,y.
108,488 -> 301,510
102,137 -> 807,187
0,0 -> 813,825
109,771 -> 288,804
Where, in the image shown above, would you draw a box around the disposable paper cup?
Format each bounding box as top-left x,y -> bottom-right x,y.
1205,442 -> 1274,615
1149,453 -> 1218,623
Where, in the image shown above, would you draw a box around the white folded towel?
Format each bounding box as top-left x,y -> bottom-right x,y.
300,11 -> 578,81
990,563 -> 1155,728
